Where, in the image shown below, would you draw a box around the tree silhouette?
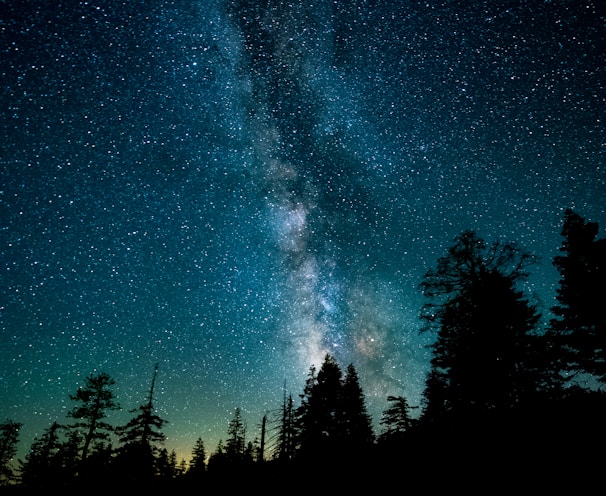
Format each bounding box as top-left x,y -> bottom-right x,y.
226,408 -> 245,458
295,355 -> 374,463
256,414 -> 267,463
187,437 -> 206,478
67,372 -> 119,461
115,363 -> 167,482
224,407 -> 249,464
275,386 -> 296,462
0,420 -> 21,485
206,408 -> 252,479
295,355 -> 342,459
420,231 -> 535,321
207,439 -> 226,473
19,421 -> 62,489
378,396 -> 417,444
420,231 -> 542,419
54,429 -> 82,484
156,448 -> 177,480
341,363 -> 375,450
551,209 -> 606,384
419,369 -> 449,425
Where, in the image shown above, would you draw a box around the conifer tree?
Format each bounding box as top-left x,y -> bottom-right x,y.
276,387 -> 295,462
177,458 -> 188,477
420,231 -> 543,419
19,422 -> 62,488
115,363 -> 167,481
207,440 -> 226,473
296,355 -> 343,458
294,363 -> 317,457
551,209 -> 606,384
225,407 -> 246,463
67,372 -> 119,461
55,429 -> 82,483
378,396 -> 417,443
341,364 -> 375,448
296,355 -> 374,461
156,448 -> 177,479
0,420 -> 21,485
188,437 -> 206,477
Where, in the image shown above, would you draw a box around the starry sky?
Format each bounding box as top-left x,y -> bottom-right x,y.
1,0 -> 604,462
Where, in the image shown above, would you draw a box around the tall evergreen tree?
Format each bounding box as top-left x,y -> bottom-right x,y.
224,407 -> 247,463
19,422 -> 62,488
420,231 -> 543,419
341,364 -> 375,449
378,395 -> 417,443
551,209 -> 606,384
295,355 -> 374,461
156,448 -> 177,479
294,363 -> 317,457
67,372 -> 119,461
54,429 -> 82,484
296,354 -> 343,459
275,386 -> 296,462
115,363 -> 167,481
187,437 -> 206,477
0,420 -> 21,485
419,369 -> 449,425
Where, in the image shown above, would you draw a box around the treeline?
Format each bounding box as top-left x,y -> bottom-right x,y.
1,208 -> 605,492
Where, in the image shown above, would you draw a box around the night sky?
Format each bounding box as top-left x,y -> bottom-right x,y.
1,0 -> 604,462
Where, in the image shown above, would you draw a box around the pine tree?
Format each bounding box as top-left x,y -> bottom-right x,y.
341,364 -> 375,449
420,231 -> 543,419
295,354 -> 343,459
378,396 -> 417,443
293,363 -> 317,457
115,363 -> 167,481
276,386 -> 295,462
188,437 -> 206,477
19,422 -> 62,488
225,407 -> 246,463
419,369 -> 446,423
295,355 -> 375,462
177,458 -> 188,477
0,420 -> 21,485
54,429 -> 82,483
156,448 -> 177,479
67,372 -> 119,461
551,209 -> 606,384
207,440 -> 227,473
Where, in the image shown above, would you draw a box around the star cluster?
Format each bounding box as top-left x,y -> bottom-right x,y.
1,0 -> 604,461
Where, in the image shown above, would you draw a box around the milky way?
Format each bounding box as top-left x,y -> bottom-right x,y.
1,0 -> 604,461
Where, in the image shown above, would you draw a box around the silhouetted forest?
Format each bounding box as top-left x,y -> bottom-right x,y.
1,208 -> 605,493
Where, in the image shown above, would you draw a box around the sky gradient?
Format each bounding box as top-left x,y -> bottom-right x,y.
1,0 -> 604,462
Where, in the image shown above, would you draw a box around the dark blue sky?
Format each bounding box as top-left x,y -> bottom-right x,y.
1,0 -> 604,461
